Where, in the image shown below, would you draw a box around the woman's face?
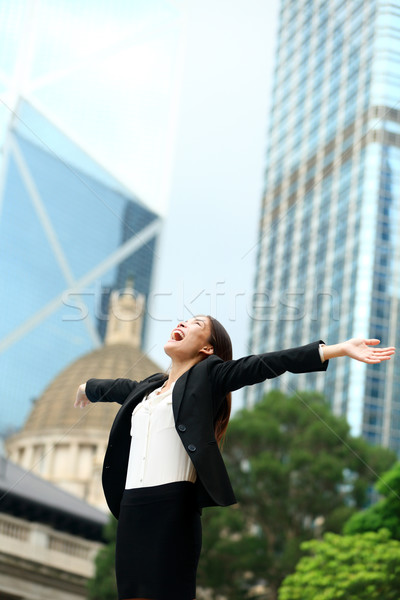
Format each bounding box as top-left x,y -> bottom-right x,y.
164,316 -> 213,361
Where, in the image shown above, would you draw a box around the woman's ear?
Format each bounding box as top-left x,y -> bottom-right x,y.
200,345 -> 214,356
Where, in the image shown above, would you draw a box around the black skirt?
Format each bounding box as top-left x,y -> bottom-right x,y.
116,481 -> 202,600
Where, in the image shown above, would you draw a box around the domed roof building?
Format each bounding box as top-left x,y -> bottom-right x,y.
6,284 -> 163,511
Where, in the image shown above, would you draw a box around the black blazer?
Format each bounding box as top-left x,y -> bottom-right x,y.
86,340 -> 328,518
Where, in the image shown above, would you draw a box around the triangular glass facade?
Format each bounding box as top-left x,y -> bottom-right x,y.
0,102 -> 160,431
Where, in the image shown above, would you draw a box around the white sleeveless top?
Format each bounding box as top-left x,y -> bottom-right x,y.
125,383 -> 197,489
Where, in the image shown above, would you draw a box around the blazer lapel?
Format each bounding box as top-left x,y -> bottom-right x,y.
172,370 -> 189,422
128,375 -> 168,404
111,375 -> 168,430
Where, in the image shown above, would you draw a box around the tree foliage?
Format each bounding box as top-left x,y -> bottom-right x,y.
87,516 -> 118,600
197,504 -> 268,599
344,461 -> 400,539
278,529 -> 400,600
87,390 -> 395,600
197,390 -> 395,598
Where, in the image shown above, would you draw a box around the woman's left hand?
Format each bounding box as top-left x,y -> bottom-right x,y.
343,338 -> 396,364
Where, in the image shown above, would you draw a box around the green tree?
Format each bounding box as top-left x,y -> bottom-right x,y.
87,390 -> 395,600
344,461 -> 400,539
196,390 -> 395,599
278,529 -> 400,600
87,516 -> 118,600
198,505 -> 268,599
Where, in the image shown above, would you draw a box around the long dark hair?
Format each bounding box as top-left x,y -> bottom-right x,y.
207,316 -> 233,448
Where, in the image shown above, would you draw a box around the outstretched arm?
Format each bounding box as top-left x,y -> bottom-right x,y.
210,339 -> 395,397
209,340 -> 328,395
321,338 -> 395,364
74,378 -> 138,408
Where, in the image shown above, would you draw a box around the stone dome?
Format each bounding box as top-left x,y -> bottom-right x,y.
6,285 -> 164,510
23,342 -> 162,433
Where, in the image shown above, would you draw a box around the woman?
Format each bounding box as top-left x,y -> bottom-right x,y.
75,315 -> 395,600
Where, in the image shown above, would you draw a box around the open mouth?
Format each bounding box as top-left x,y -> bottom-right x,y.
171,329 -> 185,341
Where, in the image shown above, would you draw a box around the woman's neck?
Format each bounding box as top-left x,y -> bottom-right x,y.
166,358 -> 199,387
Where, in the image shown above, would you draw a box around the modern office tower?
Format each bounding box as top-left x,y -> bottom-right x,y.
248,0 -> 400,454
0,100 -> 161,432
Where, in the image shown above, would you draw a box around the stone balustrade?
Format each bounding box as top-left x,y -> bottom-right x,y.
0,512 -> 102,577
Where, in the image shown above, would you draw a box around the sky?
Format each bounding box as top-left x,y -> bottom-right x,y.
146,0 -> 281,387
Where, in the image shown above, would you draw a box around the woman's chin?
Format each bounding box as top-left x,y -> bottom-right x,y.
164,340 -> 177,357
164,339 -> 189,360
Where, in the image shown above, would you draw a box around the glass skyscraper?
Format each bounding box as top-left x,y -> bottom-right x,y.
0,0 -> 187,432
0,100 -> 161,433
248,0 -> 400,454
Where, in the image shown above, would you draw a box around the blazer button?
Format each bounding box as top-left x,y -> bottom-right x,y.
178,424 -> 186,432
188,444 -> 196,452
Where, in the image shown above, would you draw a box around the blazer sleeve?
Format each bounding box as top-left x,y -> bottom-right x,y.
85,378 -> 138,405
208,340 -> 328,396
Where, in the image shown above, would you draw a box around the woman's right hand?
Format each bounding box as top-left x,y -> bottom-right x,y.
74,383 -> 90,408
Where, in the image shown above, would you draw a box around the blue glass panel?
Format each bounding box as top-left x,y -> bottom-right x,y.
0,129 -> 159,431
0,304 -> 95,427
14,133 -> 158,282
0,148 -> 67,334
